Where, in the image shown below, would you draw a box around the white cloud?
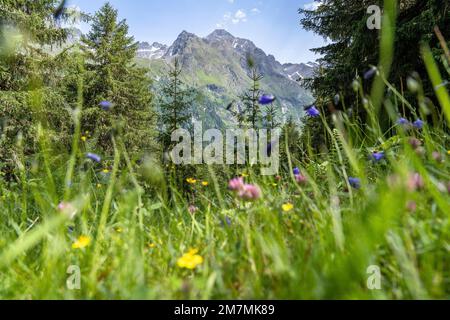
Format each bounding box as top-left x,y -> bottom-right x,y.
251,8 -> 261,15
216,9 -> 248,29
303,1 -> 322,11
227,0 -> 235,3
232,9 -> 247,24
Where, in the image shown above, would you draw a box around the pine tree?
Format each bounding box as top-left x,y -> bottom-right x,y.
299,0 -> 449,118
0,0 -> 74,172
158,58 -> 194,151
239,56 -> 264,129
80,2 -> 156,157
263,102 -> 281,130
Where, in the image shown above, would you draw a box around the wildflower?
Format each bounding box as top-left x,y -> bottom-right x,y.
306,106 -> 320,117
348,177 -> 361,189
102,168 -> 110,174
81,136 -> 87,142
408,137 -> 422,149
406,201 -> 417,213
295,174 -> 308,185
57,201 -> 77,220
432,151 -> 443,163
72,235 -> 91,249
397,118 -> 410,126
258,94 -> 276,105
237,184 -> 261,201
96,183 -> 102,189
228,177 -> 244,191
240,173 -> 249,178
188,205 -> 198,214
86,153 -> 101,163
201,181 -> 209,186
413,119 -> 424,130
371,151 -> 385,162
293,167 -> 300,175
363,66 -> 377,80
177,249 -> 204,270
148,243 -> 156,249
447,150 -> 450,156
282,203 -> 294,212
99,100 -> 112,111
186,178 -> 197,184
407,173 -> 424,192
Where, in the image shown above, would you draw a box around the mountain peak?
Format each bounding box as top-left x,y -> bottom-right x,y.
206,29 -> 235,42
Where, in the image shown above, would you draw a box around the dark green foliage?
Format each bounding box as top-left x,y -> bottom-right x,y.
79,3 -> 156,158
239,60 -> 264,129
157,58 -> 195,150
300,0 -> 449,109
0,0 -> 73,171
298,0 -> 449,151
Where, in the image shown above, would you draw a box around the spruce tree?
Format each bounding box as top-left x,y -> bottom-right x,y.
158,58 -> 194,151
239,56 -> 264,129
0,0 -> 74,172
80,2 -> 155,157
263,102 -> 281,130
299,0 -> 449,118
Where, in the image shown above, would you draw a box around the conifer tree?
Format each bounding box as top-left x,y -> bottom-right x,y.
239,56 -> 263,129
299,0 -> 449,118
263,103 -> 281,130
158,58 -> 194,151
80,2 -> 155,157
0,0 -> 75,171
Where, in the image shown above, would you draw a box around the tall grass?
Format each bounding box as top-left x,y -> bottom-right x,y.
0,5 -> 449,299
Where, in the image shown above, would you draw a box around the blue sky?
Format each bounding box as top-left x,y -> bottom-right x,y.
69,0 -> 325,63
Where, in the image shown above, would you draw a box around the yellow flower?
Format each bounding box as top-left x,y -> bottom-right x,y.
81,136 -> 87,142
148,243 -> 156,249
201,181 -> 209,186
447,150 -> 450,155
177,248 -> 204,270
240,173 -> 249,178
186,178 -> 197,184
282,203 -> 294,212
96,183 -> 102,189
115,227 -> 123,233
102,168 -> 110,173
72,236 -> 91,249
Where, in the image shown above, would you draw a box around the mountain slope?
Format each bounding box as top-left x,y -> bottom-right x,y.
137,29 -> 316,126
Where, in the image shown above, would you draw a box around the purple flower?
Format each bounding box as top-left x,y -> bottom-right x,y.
293,167 -> 300,175
259,94 -> 276,105
348,177 -> 361,189
295,174 -> 308,185
397,118 -> 410,126
364,67 -> 377,80
413,119 -> 424,130
237,184 -> 261,201
86,153 -> 101,163
371,152 -> 385,162
228,177 -> 244,191
306,106 -> 320,117
99,101 -> 112,111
